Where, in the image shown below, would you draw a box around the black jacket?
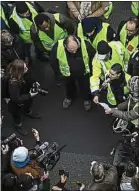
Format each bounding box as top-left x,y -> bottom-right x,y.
31,12 -> 76,53
1,38 -> 27,70
8,71 -> 36,105
50,38 -> 96,78
127,49 -> 139,77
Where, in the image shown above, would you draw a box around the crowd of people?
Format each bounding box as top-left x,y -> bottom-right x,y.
1,1 -> 139,191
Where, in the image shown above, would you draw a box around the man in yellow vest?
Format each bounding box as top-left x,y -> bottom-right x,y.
0,2 -> 10,30
90,40 -> 129,98
9,2 -> 41,62
77,17 -> 116,50
93,63 -> 131,107
31,12 -> 75,61
115,17 -> 139,57
51,35 -> 96,111
131,1 -> 139,16
105,76 -> 139,132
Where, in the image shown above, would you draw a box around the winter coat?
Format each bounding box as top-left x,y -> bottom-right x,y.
87,164 -> 118,191
67,1 -> 109,20
11,159 -> 41,179
111,98 -> 139,122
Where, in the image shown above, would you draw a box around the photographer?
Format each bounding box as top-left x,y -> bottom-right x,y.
80,161 -> 118,191
1,134 -> 23,178
6,59 -> 41,135
120,162 -> 136,191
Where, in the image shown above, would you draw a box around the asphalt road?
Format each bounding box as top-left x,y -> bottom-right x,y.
1,1 -> 134,188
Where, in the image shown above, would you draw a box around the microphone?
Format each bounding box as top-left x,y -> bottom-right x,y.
99,78 -> 111,92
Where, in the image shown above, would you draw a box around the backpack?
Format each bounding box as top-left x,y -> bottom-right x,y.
1,75 -> 10,98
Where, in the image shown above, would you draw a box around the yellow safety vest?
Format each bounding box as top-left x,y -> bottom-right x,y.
107,73 -> 131,106
57,38 -> 90,76
119,23 -> 139,56
0,4 -> 9,28
92,23 -> 110,50
10,2 -> 38,43
38,13 -> 68,51
104,2 -> 113,19
131,1 -> 139,16
90,41 -> 127,93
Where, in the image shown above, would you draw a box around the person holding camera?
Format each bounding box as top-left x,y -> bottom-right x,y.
120,162 -> 137,191
6,59 -> 41,135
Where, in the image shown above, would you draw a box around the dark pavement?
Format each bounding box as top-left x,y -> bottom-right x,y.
1,1 -> 133,189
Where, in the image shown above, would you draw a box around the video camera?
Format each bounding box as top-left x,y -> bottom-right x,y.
29,141 -> 66,171
31,82 -> 48,96
1,133 -> 17,145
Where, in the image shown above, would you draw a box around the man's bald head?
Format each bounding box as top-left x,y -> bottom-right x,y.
66,36 -> 79,54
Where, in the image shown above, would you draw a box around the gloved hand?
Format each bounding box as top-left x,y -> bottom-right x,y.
1,144 -> 9,155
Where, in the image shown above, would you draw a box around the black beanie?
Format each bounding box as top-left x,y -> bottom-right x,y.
97,41 -> 111,54
15,2 -> 29,14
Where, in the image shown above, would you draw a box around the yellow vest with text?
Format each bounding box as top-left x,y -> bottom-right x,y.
131,1 -> 139,16
90,41 -> 127,93
119,23 -> 139,56
0,4 -> 9,28
38,13 -> 68,51
10,2 -> 38,43
107,73 -> 131,106
57,39 -> 90,76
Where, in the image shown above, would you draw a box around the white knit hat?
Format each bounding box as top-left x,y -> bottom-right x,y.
13,147 -> 28,162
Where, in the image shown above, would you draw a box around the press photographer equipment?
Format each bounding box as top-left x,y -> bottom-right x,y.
31,82 -> 48,96
112,128 -> 139,174
29,142 -> 66,171
1,133 -> 17,145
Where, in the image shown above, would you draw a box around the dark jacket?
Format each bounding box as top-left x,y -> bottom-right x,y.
1,38 -> 27,70
87,164 -> 118,191
50,37 -> 96,78
112,98 -> 139,122
31,12 -> 76,54
86,165 -> 118,191
115,21 -> 139,45
9,2 -> 44,35
8,71 -> 35,105
127,49 -> 139,77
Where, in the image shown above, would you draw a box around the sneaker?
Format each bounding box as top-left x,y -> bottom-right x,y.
84,100 -> 92,111
14,124 -> 27,136
25,110 -> 42,119
63,98 -> 72,109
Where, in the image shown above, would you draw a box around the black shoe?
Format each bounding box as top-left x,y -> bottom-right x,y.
25,110 -> 42,119
84,100 -> 92,111
14,124 -> 28,136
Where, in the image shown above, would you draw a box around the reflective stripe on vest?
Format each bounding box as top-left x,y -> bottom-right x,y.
92,23 -> 110,50
38,13 -> 68,51
119,23 -> 139,55
0,5 -> 9,27
57,39 -> 90,76
104,2 -> 113,19
107,73 -> 131,106
10,2 -> 37,43
131,2 -> 139,16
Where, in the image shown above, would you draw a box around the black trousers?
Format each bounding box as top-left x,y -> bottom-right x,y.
64,74 -> 91,101
8,99 -> 33,126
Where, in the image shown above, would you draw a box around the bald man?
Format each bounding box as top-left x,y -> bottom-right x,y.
51,35 -> 96,111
